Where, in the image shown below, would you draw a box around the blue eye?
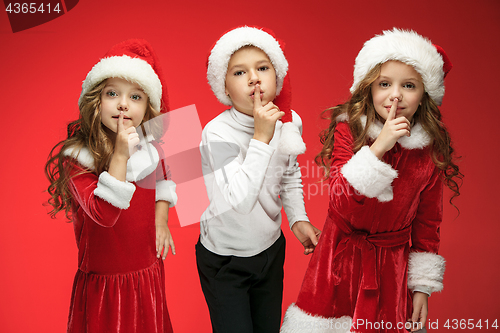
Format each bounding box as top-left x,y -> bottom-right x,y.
106,91 -> 117,97
379,82 -> 390,88
258,66 -> 269,71
403,83 -> 416,89
131,94 -> 142,100
234,70 -> 244,76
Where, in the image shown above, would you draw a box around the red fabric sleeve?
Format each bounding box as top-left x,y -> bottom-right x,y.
328,122 -> 367,210
411,166 -> 443,254
67,162 -> 123,228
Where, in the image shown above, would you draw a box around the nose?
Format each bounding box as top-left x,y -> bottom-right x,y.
389,86 -> 403,101
248,69 -> 260,85
117,96 -> 128,111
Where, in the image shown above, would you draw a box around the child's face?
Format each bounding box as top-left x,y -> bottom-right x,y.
100,77 -> 148,133
371,61 -> 424,122
225,46 -> 277,116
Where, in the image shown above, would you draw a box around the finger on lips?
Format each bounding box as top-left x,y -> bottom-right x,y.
388,98 -> 398,121
117,111 -> 125,132
253,84 -> 262,109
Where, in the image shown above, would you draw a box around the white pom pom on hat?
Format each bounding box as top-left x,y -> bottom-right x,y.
350,28 -> 453,106
79,39 -> 169,113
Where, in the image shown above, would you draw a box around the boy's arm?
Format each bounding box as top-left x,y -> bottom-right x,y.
202,126 -> 275,215
280,114 -> 309,228
280,113 -> 320,253
281,155 -> 320,254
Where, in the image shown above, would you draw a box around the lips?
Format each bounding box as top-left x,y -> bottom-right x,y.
250,89 -> 264,99
112,115 -> 132,120
384,106 -> 404,112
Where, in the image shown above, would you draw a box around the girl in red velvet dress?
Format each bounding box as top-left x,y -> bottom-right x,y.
45,40 -> 177,333
281,29 -> 462,333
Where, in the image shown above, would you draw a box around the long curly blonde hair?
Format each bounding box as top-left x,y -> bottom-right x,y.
45,79 -> 161,219
316,64 -> 463,204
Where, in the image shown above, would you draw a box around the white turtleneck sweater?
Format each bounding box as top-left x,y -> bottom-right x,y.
199,107 -> 309,256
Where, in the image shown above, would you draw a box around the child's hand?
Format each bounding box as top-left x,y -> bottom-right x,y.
370,98 -> 411,159
115,111 -> 140,159
291,221 -> 321,255
252,84 -> 285,144
408,291 -> 428,332
155,224 -> 176,259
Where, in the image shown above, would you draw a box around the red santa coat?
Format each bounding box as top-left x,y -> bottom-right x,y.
281,117 -> 445,333
63,140 -> 177,333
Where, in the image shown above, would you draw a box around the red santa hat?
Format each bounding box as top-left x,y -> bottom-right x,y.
207,26 -> 306,155
350,28 -> 452,106
79,39 -> 169,113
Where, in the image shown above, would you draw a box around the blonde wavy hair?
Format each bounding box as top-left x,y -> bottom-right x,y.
45,79 -> 161,219
316,64 -> 463,205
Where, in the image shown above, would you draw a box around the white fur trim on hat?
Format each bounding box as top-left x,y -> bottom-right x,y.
79,55 -> 162,110
408,251 -> 445,294
350,28 -> 446,105
341,146 -> 398,202
280,303 -> 353,333
207,26 -> 288,105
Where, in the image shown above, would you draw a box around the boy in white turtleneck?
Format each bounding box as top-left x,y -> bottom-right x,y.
196,26 -> 320,333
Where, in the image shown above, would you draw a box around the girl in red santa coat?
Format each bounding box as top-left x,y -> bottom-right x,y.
280,29 -> 462,333
45,39 -> 177,333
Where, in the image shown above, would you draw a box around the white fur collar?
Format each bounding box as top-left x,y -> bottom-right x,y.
63,136 -> 160,182
336,114 -> 431,149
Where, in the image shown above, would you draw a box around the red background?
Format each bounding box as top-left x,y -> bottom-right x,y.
1,0 -> 499,332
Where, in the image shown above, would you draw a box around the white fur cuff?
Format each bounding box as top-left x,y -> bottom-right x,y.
156,179 -> 178,207
408,252 -> 445,294
280,303 -> 353,333
94,172 -> 136,209
341,146 -> 398,202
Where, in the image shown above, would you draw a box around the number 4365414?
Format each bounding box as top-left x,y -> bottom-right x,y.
444,319 -> 498,329
5,3 -> 61,14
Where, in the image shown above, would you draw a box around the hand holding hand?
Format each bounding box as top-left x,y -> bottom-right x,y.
252,84 -> 285,144
370,98 -> 411,159
291,221 -> 321,255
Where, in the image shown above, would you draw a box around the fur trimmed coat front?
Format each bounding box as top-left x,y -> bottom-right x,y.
64,140 -> 177,333
281,119 -> 445,333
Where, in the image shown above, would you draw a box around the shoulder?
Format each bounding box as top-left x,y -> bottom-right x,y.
335,119 -> 352,135
62,145 -> 95,170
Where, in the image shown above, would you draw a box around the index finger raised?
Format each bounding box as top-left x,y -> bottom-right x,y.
117,111 -> 125,133
387,98 -> 398,121
253,84 -> 262,111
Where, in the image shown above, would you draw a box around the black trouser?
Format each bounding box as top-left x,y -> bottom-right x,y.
196,233 -> 286,333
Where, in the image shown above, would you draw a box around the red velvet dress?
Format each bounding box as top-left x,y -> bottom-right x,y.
281,119 -> 446,333
64,142 -> 176,333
